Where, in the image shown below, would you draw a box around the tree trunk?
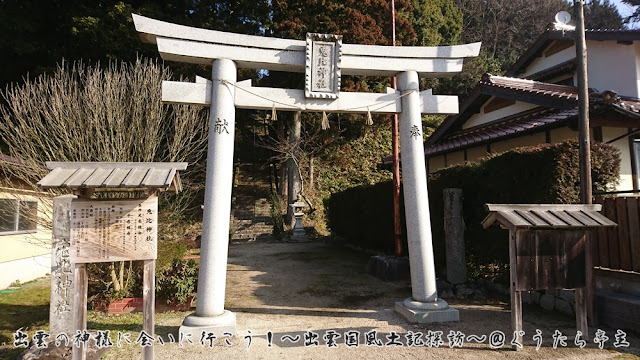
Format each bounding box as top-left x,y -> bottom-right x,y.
110,263 -> 121,292
286,112 -> 302,228
280,164 -> 287,199
309,154 -> 315,191
119,261 -> 125,291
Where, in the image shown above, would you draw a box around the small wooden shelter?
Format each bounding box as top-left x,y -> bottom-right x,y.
38,162 -> 187,360
482,204 -> 616,349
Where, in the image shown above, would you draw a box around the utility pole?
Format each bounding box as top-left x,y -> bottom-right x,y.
575,0 -> 592,205
390,0 -> 403,257
574,0 -> 595,332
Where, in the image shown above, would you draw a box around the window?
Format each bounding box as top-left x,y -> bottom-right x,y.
0,199 -> 37,235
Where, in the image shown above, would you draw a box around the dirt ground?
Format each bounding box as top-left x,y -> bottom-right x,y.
106,239 -> 640,359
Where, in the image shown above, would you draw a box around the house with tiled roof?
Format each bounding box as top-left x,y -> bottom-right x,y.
425,27 -> 640,195
422,26 -> 640,330
0,154 -> 52,289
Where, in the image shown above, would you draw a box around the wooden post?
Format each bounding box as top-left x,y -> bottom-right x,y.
72,263 -> 88,360
390,0 -> 402,257
586,231 -> 596,326
575,287 -> 589,340
509,230 -> 523,351
576,231 -> 590,339
143,260 -> 156,360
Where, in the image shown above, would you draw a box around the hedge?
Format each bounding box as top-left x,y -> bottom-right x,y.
326,140 -> 620,274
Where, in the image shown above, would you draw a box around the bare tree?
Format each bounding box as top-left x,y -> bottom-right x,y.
0,58 -> 208,204
0,57 -> 209,294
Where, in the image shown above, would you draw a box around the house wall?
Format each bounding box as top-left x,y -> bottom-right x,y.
550,127 -> 577,143
428,155 -> 446,173
521,43 -> 576,78
447,151 -> 465,166
636,43 -> 640,96
466,146 -> 488,162
602,127 -> 635,193
0,189 -> 52,289
490,132 -> 547,154
588,41 -> 640,97
463,101 -> 538,129
522,40 -> 640,97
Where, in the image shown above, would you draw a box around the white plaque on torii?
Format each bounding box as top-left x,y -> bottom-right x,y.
132,13 -> 481,333
305,33 -> 342,99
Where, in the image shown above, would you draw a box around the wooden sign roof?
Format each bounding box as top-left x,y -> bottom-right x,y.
37,162 -> 188,192
482,204 -> 617,231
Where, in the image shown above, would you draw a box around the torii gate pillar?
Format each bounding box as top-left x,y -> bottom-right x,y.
180,59 -> 237,335
394,71 -> 459,323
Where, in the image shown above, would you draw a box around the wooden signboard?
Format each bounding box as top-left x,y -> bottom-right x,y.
515,229 -> 586,291
70,196 -> 158,263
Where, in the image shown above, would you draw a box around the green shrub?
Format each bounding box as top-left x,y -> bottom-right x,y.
156,259 -> 199,305
88,261 -> 141,302
327,141 -> 620,275
88,239 -> 188,303
156,240 -> 188,271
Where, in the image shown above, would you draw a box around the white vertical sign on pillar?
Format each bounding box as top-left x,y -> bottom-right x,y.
180,59 -> 237,334
394,71 -> 459,323
49,195 -> 77,338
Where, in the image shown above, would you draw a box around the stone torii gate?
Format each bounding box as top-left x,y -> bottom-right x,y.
133,14 -> 480,334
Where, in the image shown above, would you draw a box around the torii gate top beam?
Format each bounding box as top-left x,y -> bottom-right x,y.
132,14 -> 481,78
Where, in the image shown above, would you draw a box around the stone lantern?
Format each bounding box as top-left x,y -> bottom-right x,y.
289,195 -> 309,241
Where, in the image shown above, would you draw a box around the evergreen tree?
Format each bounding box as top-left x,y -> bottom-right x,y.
583,0 -> 625,29
0,0 -> 270,88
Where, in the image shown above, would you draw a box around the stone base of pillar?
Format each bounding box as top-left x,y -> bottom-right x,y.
179,310 -> 237,336
395,297 -> 459,323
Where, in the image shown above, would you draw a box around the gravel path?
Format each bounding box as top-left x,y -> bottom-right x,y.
105,240 -> 640,359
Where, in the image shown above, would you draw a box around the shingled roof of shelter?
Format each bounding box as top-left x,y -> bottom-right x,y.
37,162 -> 188,192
